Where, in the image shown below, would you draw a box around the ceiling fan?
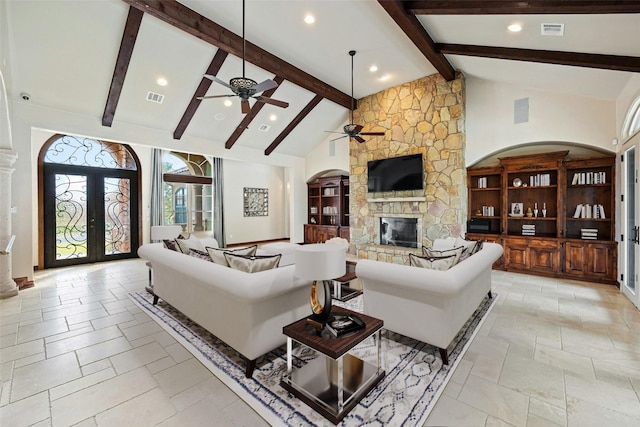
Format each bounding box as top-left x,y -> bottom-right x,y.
197,0 -> 289,114
327,50 -> 385,143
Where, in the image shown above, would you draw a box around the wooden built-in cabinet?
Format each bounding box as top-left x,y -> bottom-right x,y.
304,175 -> 350,243
467,151 -> 617,285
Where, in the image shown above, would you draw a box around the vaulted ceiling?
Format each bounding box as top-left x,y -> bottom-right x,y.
5,1 -> 640,158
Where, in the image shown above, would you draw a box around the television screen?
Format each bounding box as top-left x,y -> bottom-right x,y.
367,154 -> 424,192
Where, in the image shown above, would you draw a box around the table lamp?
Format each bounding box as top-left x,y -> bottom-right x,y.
295,243 -> 346,326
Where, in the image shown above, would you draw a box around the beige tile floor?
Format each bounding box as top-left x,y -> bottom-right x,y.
1,259 -> 639,426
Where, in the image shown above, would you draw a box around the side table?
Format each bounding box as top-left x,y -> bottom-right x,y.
280,307 -> 385,424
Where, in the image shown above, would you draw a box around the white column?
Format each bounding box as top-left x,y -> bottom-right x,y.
0,149 -> 18,299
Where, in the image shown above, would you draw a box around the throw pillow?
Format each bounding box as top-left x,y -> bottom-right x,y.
423,245 -> 466,266
206,245 -> 258,266
224,253 -> 281,273
454,236 -> 484,258
188,248 -> 212,262
177,232 -> 191,240
162,239 -> 179,252
175,236 -> 204,254
409,253 -> 458,271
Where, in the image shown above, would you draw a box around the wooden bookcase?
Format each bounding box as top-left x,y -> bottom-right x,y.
467,151 -> 617,285
304,175 -> 350,243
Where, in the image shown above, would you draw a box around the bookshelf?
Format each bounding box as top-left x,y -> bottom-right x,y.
305,175 -> 350,243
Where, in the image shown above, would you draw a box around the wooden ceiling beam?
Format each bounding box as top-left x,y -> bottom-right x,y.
102,6 -> 144,127
377,0 -> 456,81
437,43 -> 640,73
121,0 -> 353,109
265,94 -> 323,156
173,49 -> 229,140
225,76 -> 285,150
405,1 -> 640,15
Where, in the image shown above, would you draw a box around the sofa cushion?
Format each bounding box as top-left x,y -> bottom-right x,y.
409,253 -> 458,271
206,245 -> 258,266
423,246 -> 466,266
224,253 -> 281,273
188,248 -> 212,262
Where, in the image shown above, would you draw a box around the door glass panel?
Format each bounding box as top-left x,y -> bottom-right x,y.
625,146 -> 636,293
104,177 -> 131,255
55,174 -> 88,260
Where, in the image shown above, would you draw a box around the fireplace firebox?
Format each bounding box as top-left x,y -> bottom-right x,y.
379,217 -> 418,248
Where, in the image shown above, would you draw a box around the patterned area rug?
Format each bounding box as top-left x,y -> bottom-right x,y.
129,291 -> 497,426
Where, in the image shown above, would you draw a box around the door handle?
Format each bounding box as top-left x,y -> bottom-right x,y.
634,226 -> 640,244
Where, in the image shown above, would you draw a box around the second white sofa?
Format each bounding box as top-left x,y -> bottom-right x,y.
355,238 -> 503,364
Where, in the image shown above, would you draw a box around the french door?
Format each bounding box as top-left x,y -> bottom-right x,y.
43,164 -> 139,268
621,136 -> 639,310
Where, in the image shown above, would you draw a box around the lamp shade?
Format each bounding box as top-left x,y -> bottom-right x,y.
295,243 -> 346,280
151,225 -> 182,241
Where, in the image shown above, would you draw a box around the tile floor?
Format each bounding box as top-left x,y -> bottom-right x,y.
1,259 -> 639,426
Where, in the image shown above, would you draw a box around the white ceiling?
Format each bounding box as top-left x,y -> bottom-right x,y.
4,1 -> 639,158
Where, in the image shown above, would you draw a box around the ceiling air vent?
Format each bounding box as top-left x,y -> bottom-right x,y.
146,91 -> 164,104
258,124 -> 271,132
541,23 -> 564,36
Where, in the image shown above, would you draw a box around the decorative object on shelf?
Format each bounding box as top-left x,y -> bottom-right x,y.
534,203 -> 539,218
243,187 -> 269,216
511,202 -> 523,216
295,243 -> 346,329
513,178 -> 522,187
526,207 -> 533,217
542,203 -> 547,218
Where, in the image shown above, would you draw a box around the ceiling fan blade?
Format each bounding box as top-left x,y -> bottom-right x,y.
324,131 -> 345,134
254,96 -> 289,108
330,135 -> 349,142
241,100 -> 251,114
204,74 -> 233,90
359,132 -> 385,136
352,124 -> 364,133
197,94 -> 235,100
353,135 -> 366,143
252,79 -> 278,93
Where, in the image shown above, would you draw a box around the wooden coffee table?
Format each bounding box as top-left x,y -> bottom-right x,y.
280,307 -> 385,424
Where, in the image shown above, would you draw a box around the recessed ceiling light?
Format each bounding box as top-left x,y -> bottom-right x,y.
269,114 -> 277,121
369,65 -> 378,72
223,99 -> 232,107
304,14 -> 315,24
508,23 -> 522,32
156,77 -> 168,86
379,74 -> 390,82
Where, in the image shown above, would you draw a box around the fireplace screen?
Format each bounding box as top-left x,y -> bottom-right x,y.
379,217 -> 418,248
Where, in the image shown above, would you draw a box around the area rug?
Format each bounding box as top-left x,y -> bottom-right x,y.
129,291 -> 497,426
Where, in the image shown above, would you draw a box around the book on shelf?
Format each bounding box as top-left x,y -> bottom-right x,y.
477,177 -> 487,188
325,314 -> 365,337
573,204 -> 606,219
572,171 -> 606,185
522,224 -> 536,236
529,173 -> 551,187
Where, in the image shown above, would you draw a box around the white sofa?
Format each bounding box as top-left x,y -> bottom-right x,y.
355,238 -> 503,364
137,242 -> 312,377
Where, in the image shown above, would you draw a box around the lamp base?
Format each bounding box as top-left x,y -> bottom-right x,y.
309,279 -> 333,324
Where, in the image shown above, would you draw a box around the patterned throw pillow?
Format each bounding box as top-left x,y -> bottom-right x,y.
206,245 -> 258,266
409,253 -> 458,271
454,237 -> 484,260
224,253 -> 281,273
175,236 -> 204,254
188,248 -> 212,262
177,232 -> 191,240
162,239 -> 179,251
422,246 -> 466,266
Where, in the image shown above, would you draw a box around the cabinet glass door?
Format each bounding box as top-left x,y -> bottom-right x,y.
622,139 -> 639,309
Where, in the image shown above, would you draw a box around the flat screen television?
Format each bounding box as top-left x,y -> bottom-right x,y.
367,154 -> 424,193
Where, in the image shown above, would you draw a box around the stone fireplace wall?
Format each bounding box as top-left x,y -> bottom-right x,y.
350,72 -> 466,264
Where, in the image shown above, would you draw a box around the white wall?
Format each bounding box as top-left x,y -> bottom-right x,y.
222,159 -> 287,244
304,120 -> 350,180
466,77 -> 617,165
9,101 -> 307,279
616,74 -> 640,142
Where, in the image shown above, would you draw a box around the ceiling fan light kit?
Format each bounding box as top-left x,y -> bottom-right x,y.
326,50 -> 385,143
197,0 -> 288,114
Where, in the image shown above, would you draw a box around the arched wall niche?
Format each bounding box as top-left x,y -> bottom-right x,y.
470,141 -> 615,168
307,168 -> 349,183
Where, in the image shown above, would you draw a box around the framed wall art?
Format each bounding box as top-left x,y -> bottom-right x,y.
244,187 -> 268,216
